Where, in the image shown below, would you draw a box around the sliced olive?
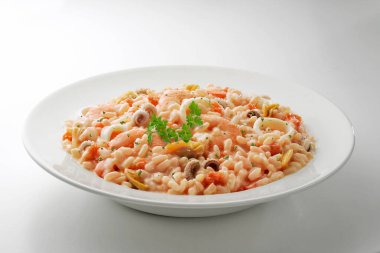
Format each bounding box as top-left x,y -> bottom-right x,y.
203,159 -> 220,171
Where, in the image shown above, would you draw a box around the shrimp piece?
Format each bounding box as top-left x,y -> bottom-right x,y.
109,128 -> 145,149
109,128 -> 166,148
84,104 -> 116,120
150,133 -> 166,147
201,114 -> 241,149
158,89 -> 194,110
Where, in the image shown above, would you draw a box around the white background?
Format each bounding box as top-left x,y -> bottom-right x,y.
0,0 -> 379,252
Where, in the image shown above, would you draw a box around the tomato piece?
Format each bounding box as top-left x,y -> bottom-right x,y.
285,113 -> 302,130
88,145 -> 99,160
248,103 -> 257,110
203,172 -> 225,186
269,143 -> 282,155
211,101 -> 223,114
110,129 -> 123,140
62,131 -> 72,141
148,96 -> 159,106
126,98 -> 134,106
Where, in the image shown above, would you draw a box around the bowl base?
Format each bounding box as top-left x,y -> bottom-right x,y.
115,200 -> 252,217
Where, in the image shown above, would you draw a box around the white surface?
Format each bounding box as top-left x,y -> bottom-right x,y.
23,66 -> 354,217
0,0 -> 378,251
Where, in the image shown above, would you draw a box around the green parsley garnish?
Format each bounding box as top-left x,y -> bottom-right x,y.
98,157 -> 103,161
147,101 -> 203,144
251,143 -> 255,146
137,170 -> 142,176
241,130 -> 246,135
224,155 -> 229,160
186,101 -> 203,128
97,117 -> 104,122
120,121 -> 126,125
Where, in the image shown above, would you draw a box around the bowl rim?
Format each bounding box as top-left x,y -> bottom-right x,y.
22,65 -> 355,208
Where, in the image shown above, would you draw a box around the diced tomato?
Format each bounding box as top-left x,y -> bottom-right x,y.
62,131 -> 72,141
148,96 -> 159,106
110,129 -> 123,140
126,98 -> 134,106
88,145 -> 99,160
269,143 -> 282,155
203,172 -> 225,187
211,101 -> 223,114
129,158 -> 147,170
285,113 -> 302,130
113,165 -> 120,172
248,103 -> 257,110
207,90 -> 227,99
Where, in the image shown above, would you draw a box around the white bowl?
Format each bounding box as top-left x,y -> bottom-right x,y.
23,66 -> 355,217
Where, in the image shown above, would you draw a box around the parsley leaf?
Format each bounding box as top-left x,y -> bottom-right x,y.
146,100 -> 203,144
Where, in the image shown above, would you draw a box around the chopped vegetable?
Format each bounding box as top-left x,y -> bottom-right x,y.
269,143 -> 282,155
285,113 -> 302,130
110,129 -> 123,140
262,103 -> 279,117
87,145 -> 99,160
248,103 -> 257,110
281,149 -> 294,168
185,84 -> 200,91
125,171 -> 148,190
203,172 -> 225,186
211,101 -> 223,114
62,131 -> 72,141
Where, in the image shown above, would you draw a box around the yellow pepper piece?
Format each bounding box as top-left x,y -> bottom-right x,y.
281,149 -> 294,169
125,171 -> 149,191
262,103 -> 279,117
185,84 -> 200,91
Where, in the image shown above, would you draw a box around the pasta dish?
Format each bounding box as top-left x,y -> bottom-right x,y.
62,85 -> 315,195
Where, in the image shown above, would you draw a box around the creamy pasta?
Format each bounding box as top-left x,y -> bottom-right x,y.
62,84 -> 315,195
